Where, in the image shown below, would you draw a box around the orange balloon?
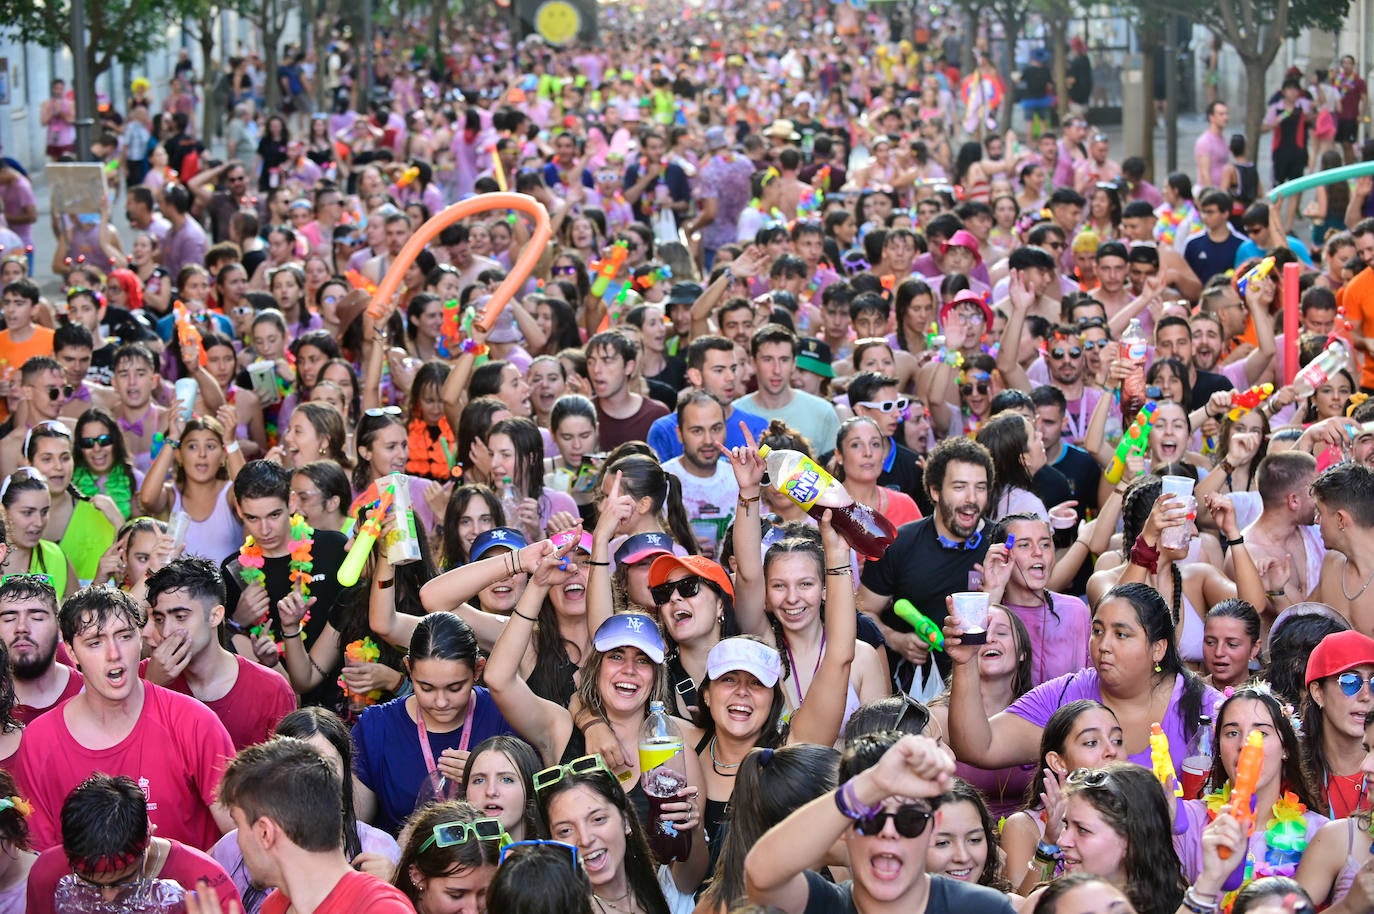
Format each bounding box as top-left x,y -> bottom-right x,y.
372,192 -> 552,333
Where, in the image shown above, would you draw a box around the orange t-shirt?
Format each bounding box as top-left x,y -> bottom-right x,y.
0,325 -> 55,421
1340,268 -> 1374,388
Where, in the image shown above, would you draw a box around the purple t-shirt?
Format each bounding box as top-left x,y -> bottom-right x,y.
1194,130 -> 1230,189
0,177 -> 36,247
1006,668 -> 1222,771
1174,798 -> 1326,882
1004,593 -> 1092,686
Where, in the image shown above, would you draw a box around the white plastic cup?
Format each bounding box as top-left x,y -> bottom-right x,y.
167,510 -> 191,553
174,377 -> 198,421
1160,475 -> 1195,500
545,470 -> 573,494
1050,505 -> 1077,530
952,591 -> 992,645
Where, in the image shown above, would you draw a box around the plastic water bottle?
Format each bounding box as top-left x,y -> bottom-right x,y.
1291,340 -> 1352,399
1121,318 -> 1147,414
1181,714 -> 1214,799
500,476 -> 521,528
639,700 -> 691,863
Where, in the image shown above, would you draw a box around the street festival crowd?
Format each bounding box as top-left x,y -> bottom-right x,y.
5,1 -> 1374,912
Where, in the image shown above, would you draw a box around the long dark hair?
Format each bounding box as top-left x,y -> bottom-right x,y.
1120,475 -> 1188,640
73,408 -> 137,488
696,744 -> 840,912
1025,699 -> 1118,807
894,277 -> 936,352
603,453 -> 698,555
275,707 -> 363,860
1098,582 -> 1205,744
932,778 -> 1012,892
352,410 -> 406,492
457,396 -> 510,481
461,735 -> 543,840
440,483 -> 503,569
1211,686 -> 1320,810
488,416 -> 545,500
1063,762 -> 1185,914
536,768 -> 670,914
976,412 -> 1036,517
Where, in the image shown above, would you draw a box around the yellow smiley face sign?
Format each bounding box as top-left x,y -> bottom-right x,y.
534,0 -> 581,45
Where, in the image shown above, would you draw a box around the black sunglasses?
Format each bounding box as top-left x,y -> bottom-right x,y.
1080,338 -> 1111,350
960,382 -> 990,396
650,575 -> 704,606
44,385 -> 74,402
1049,346 -> 1083,360
854,803 -> 933,837
79,434 -> 114,448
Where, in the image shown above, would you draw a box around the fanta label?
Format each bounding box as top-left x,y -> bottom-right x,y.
780,457 -> 830,510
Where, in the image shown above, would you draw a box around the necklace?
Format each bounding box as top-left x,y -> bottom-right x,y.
709,736 -> 741,775
1340,555 -> 1374,602
594,887 -> 636,914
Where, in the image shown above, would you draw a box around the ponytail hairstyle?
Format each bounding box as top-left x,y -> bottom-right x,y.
604,453 -> 698,555
408,611 -> 481,671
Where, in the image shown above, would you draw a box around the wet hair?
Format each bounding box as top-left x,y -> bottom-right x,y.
550,394 -> 597,436
931,778 -> 1012,891
696,744 -> 840,913
60,774 -> 149,871
1312,462 -> 1374,527
274,707 -> 364,861
1205,599 -> 1261,647
233,458 -> 291,504
976,412 -> 1036,517
1061,762 -> 1184,914
392,799 -> 500,906
488,416 -> 545,500
352,409 -> 407,492
145,555 -> 226,614
843,696 -> 932,742
59,584 -> 146,645
1033,873 -> 1133,914
1269,611 -> 1351,707
457,396 -> 511,480
409,611 -> 481,668
536,766 -> 670,914
1212,686 -> 1319,810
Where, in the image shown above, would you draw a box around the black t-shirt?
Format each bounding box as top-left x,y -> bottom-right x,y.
1049,443 -> 1102,518
802,870 -> 1017,914
220,528 -> 348,708
1189,369 -> 1235,412
648,356 -> 687,394
860,516 -> 990,679
820,441 -> 929,515
1030,465 -> 1074,515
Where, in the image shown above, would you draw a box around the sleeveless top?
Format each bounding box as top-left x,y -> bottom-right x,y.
173,482 -> 243,563
1178,592 -> 1205,663
60,498 -> 117,585
1234,163 -> 1259,207
30,540 -> 67,597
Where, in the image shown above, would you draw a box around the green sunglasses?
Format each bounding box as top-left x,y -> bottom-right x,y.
533,753 -> 617,792
417,816 -> 509,854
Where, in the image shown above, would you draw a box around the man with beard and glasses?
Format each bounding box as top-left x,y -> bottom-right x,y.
663,390 -> 739,559
0,574 -> 82,724
858,437 -> 993,702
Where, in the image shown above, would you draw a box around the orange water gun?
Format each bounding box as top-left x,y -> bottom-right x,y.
340,637 -> 385,706
397,165 -> 420,188
1228,383 -> 1274,421
173,301 -> 207,367
437,299 -> 463,357
345,269 -> 378,295
1220,730 -> 1264,859
590,241 -> 630,298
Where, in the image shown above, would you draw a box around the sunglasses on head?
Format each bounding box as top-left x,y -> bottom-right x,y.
534,753 -> 614,793
1049,346 -> 1083,360
79,433 -> 114,448
364,406 -> 403,417
417,816 -> 507,853
0,573 -> 51,586
1066,766 -> 1126,799
1336,671 -> 1374,696
650,575 -> 705,606
499,839 -> 580,868
853,803 -> 933,837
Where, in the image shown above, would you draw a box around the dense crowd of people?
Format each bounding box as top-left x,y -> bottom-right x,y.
3,3 -> 1374,914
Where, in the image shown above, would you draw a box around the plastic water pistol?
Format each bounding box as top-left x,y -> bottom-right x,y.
397,165 -> 421,188
1228,383 -> 1274,420
173,301 -> 208,367
436,299 -> 463,357
1236,257 -> 1275,297
1220,730 -> 1264,859
1105,401 -> 1157,484
340,637 -> 385,706
893,599 -> 945,651
338,487 -> 395,587
1150,723 -> 1182,797
590,240 -> 629,298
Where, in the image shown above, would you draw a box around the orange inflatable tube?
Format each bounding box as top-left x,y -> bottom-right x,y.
371,192 -> 551,332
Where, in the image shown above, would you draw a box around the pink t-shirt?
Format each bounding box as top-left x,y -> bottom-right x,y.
26,840 -> 241,914
17,683 -> 235,852
154,654 -> 298,751
1194,130 -> 1230,189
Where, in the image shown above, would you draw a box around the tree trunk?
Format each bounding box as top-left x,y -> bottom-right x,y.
1242,56 -> 1270,164
263,0 -> 282,114
200,14 -> 219,142
1049,16 -> 1068,124
997,11 -> 1020,131
1139,20 -> 1158,179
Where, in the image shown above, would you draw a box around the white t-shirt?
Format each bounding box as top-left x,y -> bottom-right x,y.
664,456 -> 739,559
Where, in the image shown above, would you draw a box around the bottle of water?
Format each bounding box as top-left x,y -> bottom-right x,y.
500,476 -> 521,528
1291,340 -> 1352,399
1121,318 -> 1147,414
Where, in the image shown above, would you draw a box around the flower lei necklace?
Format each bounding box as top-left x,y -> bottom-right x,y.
240,514 -> 315,646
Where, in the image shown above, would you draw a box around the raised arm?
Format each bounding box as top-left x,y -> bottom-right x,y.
727,423 -> 769,637
942,599 -> 1043,768
786,511 -> 855,748
586,469 -> 632,636
995,269 -> 1034,390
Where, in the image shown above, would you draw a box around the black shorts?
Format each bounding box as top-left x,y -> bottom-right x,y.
1337,118 -> 1360,143
1273,155 -> 1306,186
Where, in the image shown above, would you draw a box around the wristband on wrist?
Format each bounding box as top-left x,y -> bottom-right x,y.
586,559 -> 610,567
833,778 -> 881,821
1225,535 -> 1245,547
513,608 -> 537,622
1129,534 -> 1160,574
281,625 -> 302,638
1265,589 -> 1286,598
1034,841 -> 1060,859
224,440 -> 240,454
376,578 -> 395,589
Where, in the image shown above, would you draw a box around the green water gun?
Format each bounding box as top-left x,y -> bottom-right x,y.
894,599 -> 945,651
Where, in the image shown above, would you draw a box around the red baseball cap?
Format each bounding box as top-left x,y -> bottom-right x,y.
1305,630 -> 1374,686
